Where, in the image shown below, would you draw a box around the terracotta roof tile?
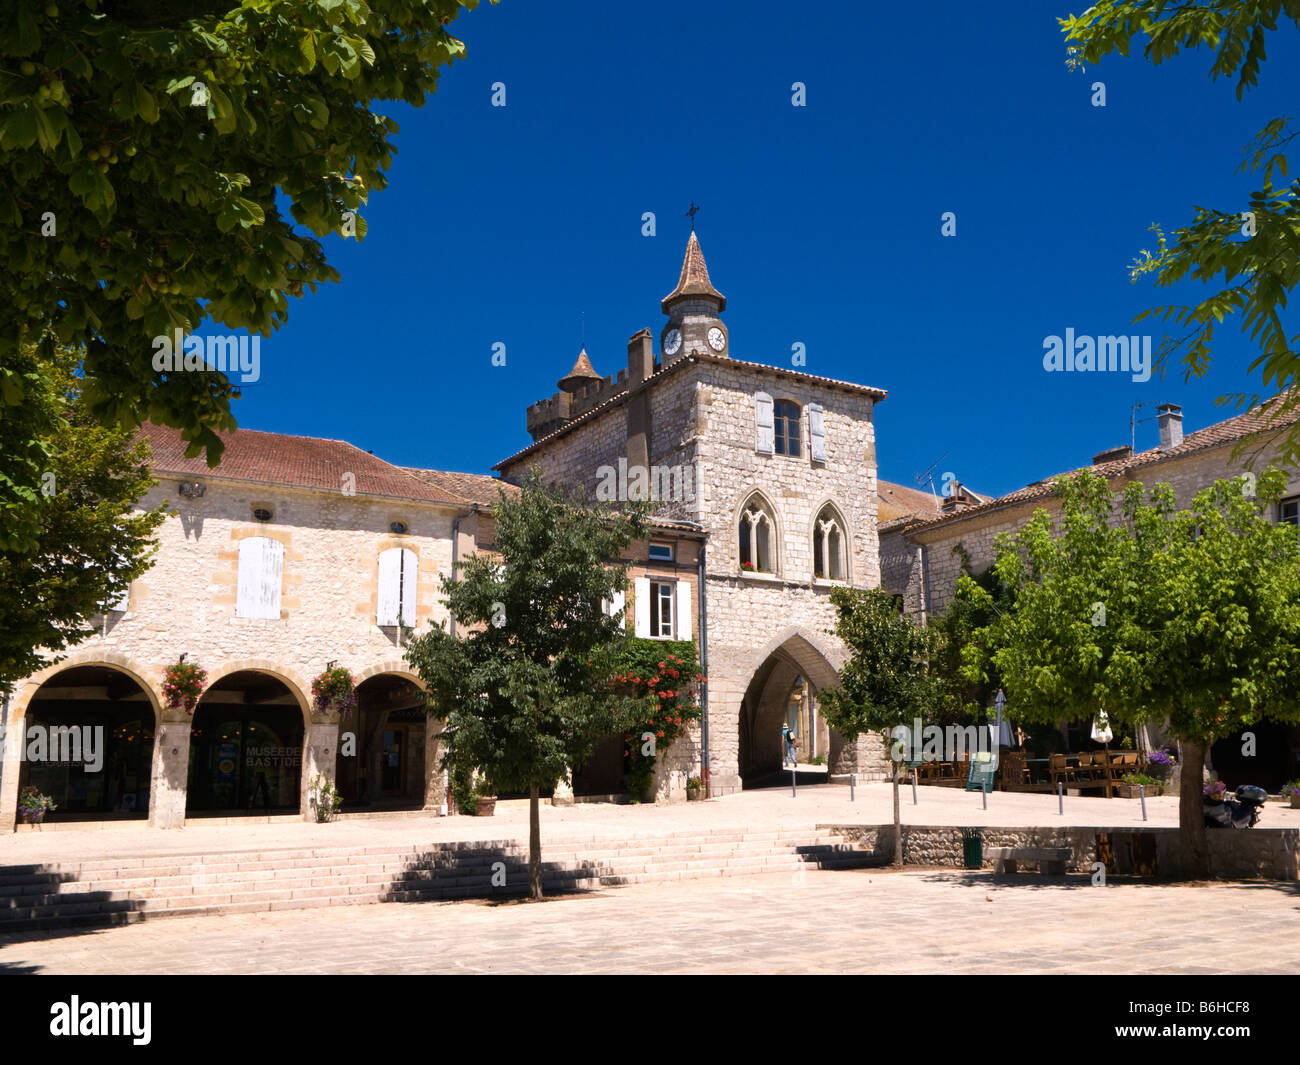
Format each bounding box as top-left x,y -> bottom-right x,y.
141,422 -> 462,505
908,401 -> 1300,532
877,480 -> 944,523
401,467 -> 520,507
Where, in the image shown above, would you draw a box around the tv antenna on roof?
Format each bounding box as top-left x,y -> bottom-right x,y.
1131,401 -> 1156,453
915,452 -> 950,503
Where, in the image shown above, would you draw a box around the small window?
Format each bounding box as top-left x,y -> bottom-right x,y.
739,495 -> 776,573
389,520 -> 409,535
813,504 -> 847,581
774,400 -> 801,457
648,543 -> 674,562
1281,497 -> 1300,528
252,506 -> 273,523
650,581 -> 674,638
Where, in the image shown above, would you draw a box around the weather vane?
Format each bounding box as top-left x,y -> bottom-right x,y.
686,202 -> 700,230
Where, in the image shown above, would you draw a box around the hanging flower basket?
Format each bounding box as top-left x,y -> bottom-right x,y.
311,666 -> 357,717
162,659 -> 206,714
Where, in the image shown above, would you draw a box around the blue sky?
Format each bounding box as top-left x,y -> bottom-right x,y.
228,0 -> 1300,499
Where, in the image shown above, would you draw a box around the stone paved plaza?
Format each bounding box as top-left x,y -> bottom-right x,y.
3,867 -> 1298,975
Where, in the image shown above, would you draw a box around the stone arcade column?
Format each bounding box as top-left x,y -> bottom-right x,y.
300,721 -> 341,821
149,721 -> 191,828
422,718 -> 447,814
0,705 -> 22,832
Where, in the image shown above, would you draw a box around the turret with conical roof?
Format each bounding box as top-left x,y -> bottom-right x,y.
558,347 -> 602,394
661,230 -> 728,363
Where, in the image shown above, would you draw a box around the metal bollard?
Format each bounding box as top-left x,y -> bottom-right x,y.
1139,784 -> 1148,822
850,772 -> 856,802
912,769 -> 918,806
982,783 -> 988,811
1058,780 -> 1064,816
791,766 -> 797,798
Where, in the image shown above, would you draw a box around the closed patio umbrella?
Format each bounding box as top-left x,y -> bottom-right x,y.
1091,709 -> 1114,798
992,688 -> 1013,748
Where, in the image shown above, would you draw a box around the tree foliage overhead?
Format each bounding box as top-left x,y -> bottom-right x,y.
0,0 -> 487,462
0,349 -> 167,692
1060,2 -> 1300,462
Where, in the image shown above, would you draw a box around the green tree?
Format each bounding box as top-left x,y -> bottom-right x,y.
403,475 -> 652,900
966,468 -> 1300,878
819,587 -> 946,866
0,349 -> 167,691
1060,2 -> 1300,461
0,0 -> 489,462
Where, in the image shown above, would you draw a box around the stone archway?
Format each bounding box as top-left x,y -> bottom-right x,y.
339,672 -> 429,810
736,629 -> 844,788
8,663 -> 157,826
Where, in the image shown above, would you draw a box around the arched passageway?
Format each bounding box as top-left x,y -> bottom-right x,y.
17,665 -> 156,821
337,673 -> 427,809
187,670 -> 305,815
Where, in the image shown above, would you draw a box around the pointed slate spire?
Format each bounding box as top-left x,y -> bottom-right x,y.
558,346 -> 602,393
662,231 -> 726,314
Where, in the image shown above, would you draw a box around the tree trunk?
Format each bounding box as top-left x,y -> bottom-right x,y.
892,762 -> 902,868
1178,738 -> 1210,880
528,783 -> 543,900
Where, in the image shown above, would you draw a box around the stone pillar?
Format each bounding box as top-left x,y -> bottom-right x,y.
830,732 -> 889,782
149,722 -> 191,829
551,767 -> 575,806
0,709 -> 22,833
422,717 -> 447,813
300,721 -> 340,821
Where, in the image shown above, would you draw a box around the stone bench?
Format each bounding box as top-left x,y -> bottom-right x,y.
986,846 -> 1070,875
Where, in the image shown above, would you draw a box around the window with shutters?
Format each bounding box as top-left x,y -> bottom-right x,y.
633,577 -> 692,641
754,391 -> 775,455
377,547 -> 418,627
739,494 -> 776,574
650,581 -> 674,638
807,402 -> 826,462
813,504 -> 847,581
235,536 -> 284,620
773,400 -> 801,457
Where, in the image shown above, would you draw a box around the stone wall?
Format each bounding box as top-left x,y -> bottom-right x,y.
823,823 -> 1300,880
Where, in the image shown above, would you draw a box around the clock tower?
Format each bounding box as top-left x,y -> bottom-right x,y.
661,230 -> 727,364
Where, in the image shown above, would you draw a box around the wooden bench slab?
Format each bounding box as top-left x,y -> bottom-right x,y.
985,846 -> 1071,875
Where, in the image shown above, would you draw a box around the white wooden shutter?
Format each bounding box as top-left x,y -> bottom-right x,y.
602,588 -> 626,622
755,392 -> 774,455
808,402 -> 826,462
377,547 -> 401,626
237,537 -> 282,620
106,583 -> 130,612
633,578 -> 651,637
675,580 -> 691,641
399,548 -> 418,626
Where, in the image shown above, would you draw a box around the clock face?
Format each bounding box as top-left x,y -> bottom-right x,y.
707,326 -> 726,352
664,328 -> 682,356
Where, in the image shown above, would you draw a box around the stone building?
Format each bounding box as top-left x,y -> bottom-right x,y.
0,424 -> 513,830
879,401 -> 1300,789
496,229 -> 894,795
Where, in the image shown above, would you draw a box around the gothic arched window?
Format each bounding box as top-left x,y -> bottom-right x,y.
813,504 -> 847,581
774,400 -> 801,457
739,496 -> 776,574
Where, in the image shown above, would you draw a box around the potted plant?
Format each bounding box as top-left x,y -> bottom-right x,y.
1281,781 -> 1300,809
1146,747 -> 1175,780
451,762 -> 496,815
162,658 -> 206,714
474,790 -> 498,817
740,561 -> 754,572
686,775 -> 703,801
307,773 -> 343,823
1203,779 -> 1228,802
18,786 -> 56,824
1118,772 -> 1162,798
311,666 -> 357,717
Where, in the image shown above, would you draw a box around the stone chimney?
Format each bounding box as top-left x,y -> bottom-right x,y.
628,328 -> 654,385
1157,404 -> 1183,449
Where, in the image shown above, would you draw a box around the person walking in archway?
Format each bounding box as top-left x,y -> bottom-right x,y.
782,724 -> 799,769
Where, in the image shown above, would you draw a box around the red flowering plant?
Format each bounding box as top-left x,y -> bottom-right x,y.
162,659 -> 206,714
311,666 -> 357,717
604,638 -> 705,799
